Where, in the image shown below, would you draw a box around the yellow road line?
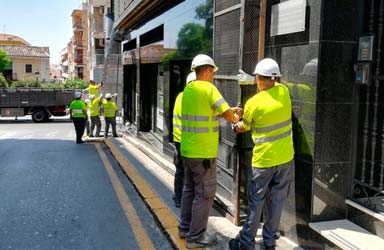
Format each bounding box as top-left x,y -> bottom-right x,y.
104,139 -> 191,250
95,143 -> 155,250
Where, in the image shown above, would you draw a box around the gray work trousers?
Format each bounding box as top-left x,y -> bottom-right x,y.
173,142 -> 184,204
178,157 -> 217,242
105,117 -> 117,138
90,116 -> 101,136
239,160 -> 294,249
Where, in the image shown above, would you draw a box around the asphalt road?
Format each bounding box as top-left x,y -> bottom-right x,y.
0,116 -> 172,249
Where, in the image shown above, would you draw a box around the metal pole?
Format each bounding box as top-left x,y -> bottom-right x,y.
258,0 -> 266,61
116,55 -> 119,106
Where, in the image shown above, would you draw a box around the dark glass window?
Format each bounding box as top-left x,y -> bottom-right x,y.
25,64 -> 32,73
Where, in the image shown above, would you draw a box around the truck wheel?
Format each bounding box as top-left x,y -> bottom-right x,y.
32,110 -> 48,123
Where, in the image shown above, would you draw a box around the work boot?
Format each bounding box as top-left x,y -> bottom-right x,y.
178,230 -> 188,239
186,235 -> 217,249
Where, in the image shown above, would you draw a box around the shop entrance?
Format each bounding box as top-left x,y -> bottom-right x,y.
352,0 -> 384,213
123,65 -> 136,125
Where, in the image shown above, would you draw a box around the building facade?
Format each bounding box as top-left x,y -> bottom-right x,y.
86,0 -> 111,83
60,4 -> 90,82
111,0 -> 384,248
0,34 -> 50,82
71,7 -> 89,81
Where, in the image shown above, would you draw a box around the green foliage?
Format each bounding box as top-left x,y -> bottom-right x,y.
195,0 -> 213,39
0,49 -> 11,73
161,0 -> 213,68
63,78 -> 88,89
10,79 -> 42,88
7,78 -> 87,89
177,23 -> 206,57
0,73 -> 9,88
160,51 -> 179,71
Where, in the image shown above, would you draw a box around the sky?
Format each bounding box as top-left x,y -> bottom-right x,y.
0,0 -> 84,65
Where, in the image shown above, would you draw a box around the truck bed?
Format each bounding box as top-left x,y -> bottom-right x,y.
0,88 -> 78,107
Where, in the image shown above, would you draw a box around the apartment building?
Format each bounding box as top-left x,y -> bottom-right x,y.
86,0 -> 110,83
71,7 -> 89,81
0,34 -> 49,82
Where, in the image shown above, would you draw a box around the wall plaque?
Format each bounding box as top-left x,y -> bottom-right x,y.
270,0 -> 306,36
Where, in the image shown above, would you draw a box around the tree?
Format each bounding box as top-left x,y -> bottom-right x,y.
161,0 -> 213,66
177,23 -> 206,57
0,49 -> 11,73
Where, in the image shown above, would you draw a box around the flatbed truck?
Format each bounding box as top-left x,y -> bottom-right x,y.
0,88 -> 79,122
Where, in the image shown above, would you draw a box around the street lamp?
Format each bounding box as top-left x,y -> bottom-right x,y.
34,70 -> 40,86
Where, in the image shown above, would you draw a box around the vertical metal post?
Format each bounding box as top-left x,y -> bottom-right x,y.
361,0 -> 376,183
258,0 -> 266,61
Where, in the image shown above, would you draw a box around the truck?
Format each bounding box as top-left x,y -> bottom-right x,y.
0,88 -> 79,122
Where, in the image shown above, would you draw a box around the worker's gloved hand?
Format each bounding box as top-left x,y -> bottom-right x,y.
99,93 -> 103,98
237,69 -> 255,85
112,93 -> 117,97
231,122 -> 241,133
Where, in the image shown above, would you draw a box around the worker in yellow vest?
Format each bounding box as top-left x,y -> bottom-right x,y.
69,91 -> 88,144
89,93 -> 103,137
84,98 -> 91,136
82,80 -> 102,96
229,58 -> 294,250
102,93 -> 118,138
172,71 -> 196,208
178,54 -> 241,249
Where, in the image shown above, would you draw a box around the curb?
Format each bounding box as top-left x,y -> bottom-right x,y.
104,139 -> 198,250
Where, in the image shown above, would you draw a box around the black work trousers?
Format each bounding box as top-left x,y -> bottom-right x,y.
72,117 -> 86,142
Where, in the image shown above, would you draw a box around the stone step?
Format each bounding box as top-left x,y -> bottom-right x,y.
309,219 -> 384,250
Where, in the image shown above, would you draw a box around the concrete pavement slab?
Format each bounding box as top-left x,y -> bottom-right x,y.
104,135 -> 302,250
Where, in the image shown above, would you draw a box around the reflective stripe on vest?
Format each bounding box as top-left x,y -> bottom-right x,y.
253,118 -> 291,133
72,110 -> 83,114
181,114 -> 219,133
252,129 -> 292,143
173,92 -> 183,142
212,98 -> 226,111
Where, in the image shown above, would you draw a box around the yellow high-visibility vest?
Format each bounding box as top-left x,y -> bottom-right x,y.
103,100 -> 117,118
70,100 -> 86,118
173,92 -> 183,143
89,85 -> 98,96
90,97 -> 101,117
241,82 -> 294,167
181,80 -> 230,158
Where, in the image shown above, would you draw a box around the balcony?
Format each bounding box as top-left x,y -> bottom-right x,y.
74,58 -> 84,65
73,23 -> 84,32
73,41 -> 84,49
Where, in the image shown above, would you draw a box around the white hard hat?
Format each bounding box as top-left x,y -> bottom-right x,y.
84,99 -> 90,104
105,93 -> 112,99
74,91 -> 82,99
191,54 -> 218,72
301,58 -> 318,76
186,72 -> 196,84
253,58 -> 281,78
88,94 -> 95,100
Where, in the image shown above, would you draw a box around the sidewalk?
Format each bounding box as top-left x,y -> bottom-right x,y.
104,129 -> 302,250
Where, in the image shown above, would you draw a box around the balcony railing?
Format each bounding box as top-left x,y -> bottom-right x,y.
74,58 -> 84,64
73,23 -> 83,31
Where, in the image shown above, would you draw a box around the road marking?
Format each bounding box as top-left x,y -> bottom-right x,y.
95,143 -> 155,250
104,139 -> 190,250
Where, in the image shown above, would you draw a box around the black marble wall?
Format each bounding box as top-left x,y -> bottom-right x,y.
257,0 -> 358,246
311,0 -> 358,222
